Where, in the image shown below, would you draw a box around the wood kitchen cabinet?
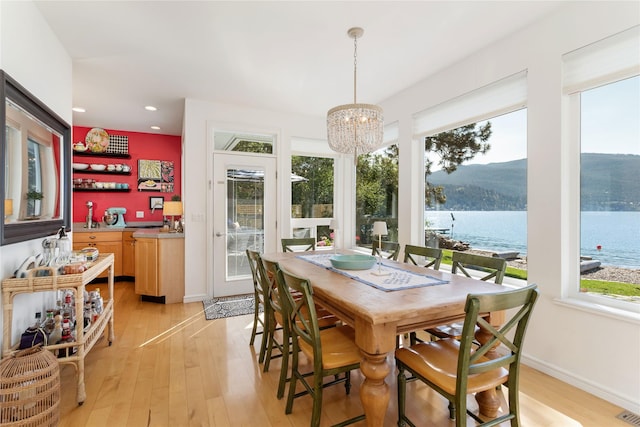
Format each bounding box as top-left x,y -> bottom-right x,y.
73,230 -> 123,277
122,231 -> 136,276
134,232 -> 184,303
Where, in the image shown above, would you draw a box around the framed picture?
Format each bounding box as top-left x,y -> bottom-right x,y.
149,197 -> 164,210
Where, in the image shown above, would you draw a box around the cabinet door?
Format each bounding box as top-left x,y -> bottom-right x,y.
122,231 -> 136,276
73,231 -> 123,277
135,238 -> 158,296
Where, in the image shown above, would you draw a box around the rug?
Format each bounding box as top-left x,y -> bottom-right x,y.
202,294 -> 261,320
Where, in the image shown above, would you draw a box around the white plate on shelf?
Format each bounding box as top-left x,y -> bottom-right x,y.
90,164 -> 106,171
73,163 -> 89,170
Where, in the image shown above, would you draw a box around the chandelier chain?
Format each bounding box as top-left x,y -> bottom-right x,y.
353,35 -> 358,104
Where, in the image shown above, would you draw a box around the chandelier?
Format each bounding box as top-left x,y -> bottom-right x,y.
327,27 -> 384,158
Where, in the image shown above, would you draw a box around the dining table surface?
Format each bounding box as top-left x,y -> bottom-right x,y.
261,249 -> 507,427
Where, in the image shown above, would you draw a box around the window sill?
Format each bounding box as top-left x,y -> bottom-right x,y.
553,296 -> 640,325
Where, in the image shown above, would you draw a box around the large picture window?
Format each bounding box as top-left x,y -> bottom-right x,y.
563,26 -> 640,308
355,144 -> 398,250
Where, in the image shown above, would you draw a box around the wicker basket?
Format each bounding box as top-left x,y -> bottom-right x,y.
0,345 -> 60,426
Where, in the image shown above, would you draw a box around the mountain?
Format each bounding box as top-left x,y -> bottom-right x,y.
427,154 -> 639,211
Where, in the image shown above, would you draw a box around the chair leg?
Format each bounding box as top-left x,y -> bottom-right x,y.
397,363 -> 408,427
448,401 -> 455,420
276,328 -> 290,399
249,297 -> 260,346
344,371 -> 351,395
258,311 -> 269,364
285,350 -> 299,414
263,318 -> 276,372
311,371 -> 324,427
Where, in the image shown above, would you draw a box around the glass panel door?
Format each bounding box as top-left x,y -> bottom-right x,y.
213,152 -> 276,297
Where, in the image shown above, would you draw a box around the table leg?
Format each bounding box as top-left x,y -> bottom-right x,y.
474,317 -> 502,418
359,351 -> 390,427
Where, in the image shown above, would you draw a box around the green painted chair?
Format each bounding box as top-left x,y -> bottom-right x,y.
396,284 -> 539,426
281,237 -> 316,252
259,257 -> 289,398
403,244 -> 443,270
246,249 -> 269,363
371,240 -> 400,261
427,251 -> 507,341
276,265 -> 365,427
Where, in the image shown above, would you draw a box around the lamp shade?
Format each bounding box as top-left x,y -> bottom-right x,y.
163,201 -> 183,216
4,199 -> 13,215
329,219 -> 339,230
372,221 -> 388,237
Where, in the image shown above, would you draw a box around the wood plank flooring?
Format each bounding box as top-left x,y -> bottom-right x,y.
56,281 -> 629,426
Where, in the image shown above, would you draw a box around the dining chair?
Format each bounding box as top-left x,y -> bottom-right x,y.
371,240 -> 400,261
276,265 -> 365,427
395,284 -> 538,426
246,249 -> 269,363
426,251 -> 507,341
281,237 -> 316,252
403,244 -> 443,270
262,257 -> 341,400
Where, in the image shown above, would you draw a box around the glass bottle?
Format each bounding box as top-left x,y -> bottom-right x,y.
49,314 -> 63,345
41,310 -> 55,335
56,226 -> 72,265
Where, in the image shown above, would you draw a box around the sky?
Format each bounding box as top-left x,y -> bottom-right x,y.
431,74 -> 639,169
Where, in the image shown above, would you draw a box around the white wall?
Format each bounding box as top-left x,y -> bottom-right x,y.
0,1 -> 72,350
383,2 -> 640,412
182,99 -> 331,302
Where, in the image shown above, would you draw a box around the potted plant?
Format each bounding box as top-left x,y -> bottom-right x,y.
25,190 -> 44,218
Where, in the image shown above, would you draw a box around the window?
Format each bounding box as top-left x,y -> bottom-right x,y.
355,144 -> 399,250
564,26 -> 640,308
416,72 -> 528,264
291,155 -> 334,245
579,76 -> 639,302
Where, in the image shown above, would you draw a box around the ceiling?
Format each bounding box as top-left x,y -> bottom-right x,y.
35,1 -> 564,137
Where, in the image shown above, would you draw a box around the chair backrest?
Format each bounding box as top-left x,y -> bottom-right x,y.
261,257 -> 286,327
403,244 -> 443,270
246,249 -> 268,308
451,251 -> 507,284
275,265 -> 323,372
456,284 -> 539,395
281,237 -> 316,252
371,240 -> 400,261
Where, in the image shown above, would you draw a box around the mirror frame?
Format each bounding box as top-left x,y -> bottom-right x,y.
1,70 -> 71,245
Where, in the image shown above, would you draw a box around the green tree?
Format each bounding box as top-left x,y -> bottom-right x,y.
291,156 -> 334,218
424,122 -> 492,206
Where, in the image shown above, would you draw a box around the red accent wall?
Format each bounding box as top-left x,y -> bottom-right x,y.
72,127 -> 182,224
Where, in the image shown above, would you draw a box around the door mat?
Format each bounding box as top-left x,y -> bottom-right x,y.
202,294 -> 261,320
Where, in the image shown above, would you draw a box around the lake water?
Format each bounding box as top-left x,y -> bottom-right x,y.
425,210 -> 640,269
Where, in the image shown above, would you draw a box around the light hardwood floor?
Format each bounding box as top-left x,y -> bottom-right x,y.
57,281 -> 629,426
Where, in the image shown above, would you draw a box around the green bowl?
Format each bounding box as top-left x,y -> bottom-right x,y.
329,254 -> 377,270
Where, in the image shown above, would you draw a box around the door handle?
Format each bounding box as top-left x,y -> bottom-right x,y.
215,232 -> 226,237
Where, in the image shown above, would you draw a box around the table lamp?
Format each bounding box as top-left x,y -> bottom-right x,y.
371,221 -> 389,276
163,201 -> 183,233
4,199 -> 13,222
329,218 -> 339,255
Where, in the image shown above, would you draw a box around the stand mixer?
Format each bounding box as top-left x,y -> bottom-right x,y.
103,207 -> 127,228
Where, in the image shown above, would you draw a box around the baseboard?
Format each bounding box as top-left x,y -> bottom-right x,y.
523,354 -> 640,414
183,293 -> 208,304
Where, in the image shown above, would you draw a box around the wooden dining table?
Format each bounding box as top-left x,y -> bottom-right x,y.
262,250 -> 506,427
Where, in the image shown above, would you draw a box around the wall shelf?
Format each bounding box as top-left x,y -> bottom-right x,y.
73,151 -> 131,159
73,170 -> 131,176
73,188 -> 131,193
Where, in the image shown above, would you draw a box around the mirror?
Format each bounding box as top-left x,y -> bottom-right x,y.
1,70 -> 71,245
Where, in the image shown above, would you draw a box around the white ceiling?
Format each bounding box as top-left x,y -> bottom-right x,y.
35,1 -> 565,136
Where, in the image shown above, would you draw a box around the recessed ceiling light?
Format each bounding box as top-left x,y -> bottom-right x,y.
72,107 -> 86,113
145,105 -> 158,111
150,125 -> 161,130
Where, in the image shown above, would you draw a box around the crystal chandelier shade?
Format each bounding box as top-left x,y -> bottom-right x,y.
327,27 -> 384,156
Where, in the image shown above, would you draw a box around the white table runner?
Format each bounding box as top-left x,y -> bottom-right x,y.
297,253 -> 448,292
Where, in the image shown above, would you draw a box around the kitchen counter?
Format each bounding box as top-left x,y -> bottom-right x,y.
72,222 -> 164,232
132,229 -> 185,239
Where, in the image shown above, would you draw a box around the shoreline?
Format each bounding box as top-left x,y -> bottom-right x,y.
464,248 -> 640,285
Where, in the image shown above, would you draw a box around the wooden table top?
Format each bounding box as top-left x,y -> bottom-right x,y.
262,250 -> 503,353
